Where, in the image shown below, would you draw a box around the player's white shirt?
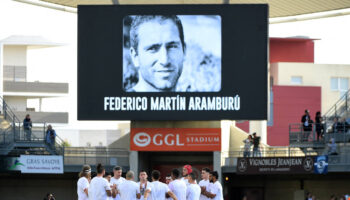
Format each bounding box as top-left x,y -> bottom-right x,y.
208,181 -> 223,200
110,177 -> 125,200
181,177 -> 189,186
88,176 -> 111,200
169,179 -> 187,200
198,179 -> 210,200
118,180 -> 140,200
138,181 -> 152,200
149,181 -> 170,200
186,183 -> 201,200
77,177 -> 89,200
165,183 -> 173,200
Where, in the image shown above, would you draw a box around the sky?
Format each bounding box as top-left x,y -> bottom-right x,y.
1,0 -> 350,129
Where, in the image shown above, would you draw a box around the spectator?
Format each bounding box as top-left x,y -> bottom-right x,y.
23,114 -> 32,141
243,135 -> 252,157
328,138 -> 338,155
43,193 -> 55,200
306,192 -> 312,200
332,118 -> 341,133
315,111 -> 323,141
301,110 -> 313,141
338,118 -> 349,133
46,125 -> 56,149
252,132 -> 261,157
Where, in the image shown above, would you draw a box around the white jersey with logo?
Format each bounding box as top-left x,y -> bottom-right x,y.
138,181 -> 152,200
110,177 -> 125,200
88,176 -> 111,200
118,180 -> 140,200
209,181 -> 223,200
169,179 -> 187,200
198,180 -> 210,200
149,181 -> 171,200
186,183 -> 201,200
77,177 -> 90,200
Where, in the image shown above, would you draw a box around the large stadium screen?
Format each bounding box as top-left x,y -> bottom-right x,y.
78,4 -> 268,120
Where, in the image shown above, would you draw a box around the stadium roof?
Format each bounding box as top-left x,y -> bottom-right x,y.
37,0 -> 350,18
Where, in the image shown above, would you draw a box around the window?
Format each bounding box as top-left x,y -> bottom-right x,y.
291,76 -> 302,85
331,78 -> 348,91
331,77 -> 349,98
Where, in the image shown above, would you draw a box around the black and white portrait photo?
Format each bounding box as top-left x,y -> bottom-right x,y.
123,15 -> 222,92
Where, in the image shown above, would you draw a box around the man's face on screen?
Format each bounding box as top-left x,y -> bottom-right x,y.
131,19 -> 184,91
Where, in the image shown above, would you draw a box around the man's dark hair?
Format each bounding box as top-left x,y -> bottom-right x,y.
103,172 -> 110,177
202,167 -> 211,173
96,163 -> 104,174
113,166 -> 122,171
171,168 -> 180,179
188,172 -> 196,180
130,15 -> 185,53
210,171 -> 219,179
140,169 -> 147,174
151,170 -> 161,180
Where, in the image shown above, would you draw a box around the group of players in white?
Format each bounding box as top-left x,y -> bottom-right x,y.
77,164 -> 223,200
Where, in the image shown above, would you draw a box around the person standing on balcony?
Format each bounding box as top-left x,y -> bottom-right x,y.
46,125 -> 56,149
301,109 -> 313,141
243,135 -> 253,157
23,114 -> 32,141
315,111 -> 323,141
332,117 -> 341,133
252,132 -> 261,157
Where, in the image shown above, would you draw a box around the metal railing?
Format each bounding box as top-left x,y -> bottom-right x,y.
289,123 -> 350,146
289,123 -> 326,145
0,96 -> 21,127
0,126 -> 13,145
63,147 -> 129,167
323,89 -> 350,118
323,89 -> 350,131
0,122 -> 64,155
224,147 -> 319,158
225,145 -> 350,166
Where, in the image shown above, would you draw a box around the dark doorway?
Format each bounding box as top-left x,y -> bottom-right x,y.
138,151 -> 213,182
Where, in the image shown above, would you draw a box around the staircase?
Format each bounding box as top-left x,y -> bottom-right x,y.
289,89 -> 350,155
323,89 -> 350,130
0,96 -> 64,156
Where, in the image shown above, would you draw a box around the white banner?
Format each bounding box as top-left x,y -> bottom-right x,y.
20,155 -> 64,174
